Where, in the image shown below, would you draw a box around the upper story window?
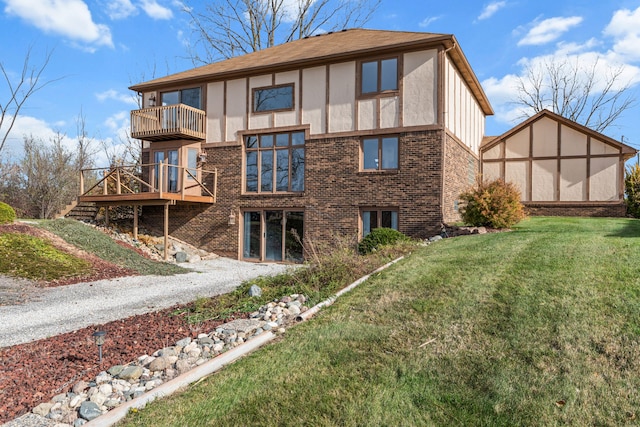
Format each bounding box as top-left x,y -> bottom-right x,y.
245,130 -> 305,193
362,136 -> 399,171
361,58 -> 398,95
253,84 -> 294,113
161,87 -> 201,109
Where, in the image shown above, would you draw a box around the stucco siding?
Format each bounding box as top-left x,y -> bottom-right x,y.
505,130 -> 529,158
561,125 -> 587,156
531,160 -> 556,201
560,159 -> 587,201
403,50 -> 437,127
380,97 -> 400,128
328,62 -> 356,133
505,161 -> 529,201
590,157 -> 618,201
206,82 -> 224,143
358,98 -> 376,130
226,79 -> 247,142
443,55 -> 485,153
301,66 -> 326,135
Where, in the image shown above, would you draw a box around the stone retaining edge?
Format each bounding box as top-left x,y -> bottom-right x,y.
83,331 -> 275,427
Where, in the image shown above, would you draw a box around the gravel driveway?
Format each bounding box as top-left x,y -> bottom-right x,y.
0,258 -> 290,348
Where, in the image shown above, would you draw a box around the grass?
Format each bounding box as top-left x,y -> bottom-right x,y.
0,232 -> 92,281
119,217 -> 640,426
37,219 -> 185,275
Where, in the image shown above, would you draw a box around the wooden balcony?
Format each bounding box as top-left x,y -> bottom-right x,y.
130,104 -> 206,141
78,162 -> 217,206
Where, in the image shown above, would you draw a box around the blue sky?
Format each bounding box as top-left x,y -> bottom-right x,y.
1,0 -> 640,166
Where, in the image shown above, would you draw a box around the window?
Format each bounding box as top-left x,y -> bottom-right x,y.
362,136 -> 398,170
253,84 -> 294,113
361,58 -> 398,95
153,149 -> 179,192
161,87 -> 201,109
362,209 -> 398,236
245,131 -> 305,193
187,148 -> 198,180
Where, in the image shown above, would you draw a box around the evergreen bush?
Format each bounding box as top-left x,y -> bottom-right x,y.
0,202 -> 16,225
358,227 -> 410,255
459,178 -> 525,229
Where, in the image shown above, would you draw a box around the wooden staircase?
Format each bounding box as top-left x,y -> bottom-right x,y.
57,199 -> 99,222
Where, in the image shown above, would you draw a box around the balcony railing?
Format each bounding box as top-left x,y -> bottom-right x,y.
130,104 -> 206,141
78,162 -> 217,204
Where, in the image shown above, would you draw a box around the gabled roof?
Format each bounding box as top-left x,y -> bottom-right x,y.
130,28 -> 493,115
481,109 -> 637,159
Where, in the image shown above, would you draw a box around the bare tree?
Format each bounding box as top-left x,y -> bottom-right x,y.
0,47 -> 60,154
183,0 -> 380,64
514,56 -> 636,133
21,134 -> 77,219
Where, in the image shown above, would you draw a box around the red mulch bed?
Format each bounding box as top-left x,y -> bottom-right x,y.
0,223 -> 238,423
0,302 -> 239,423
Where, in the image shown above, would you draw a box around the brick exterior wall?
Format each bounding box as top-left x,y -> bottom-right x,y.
524,203 -> 627,218
442,133 -> 478,224
141,130 -> 447,259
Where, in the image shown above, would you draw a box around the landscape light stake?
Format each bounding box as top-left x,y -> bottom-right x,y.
92,331 -> 106,364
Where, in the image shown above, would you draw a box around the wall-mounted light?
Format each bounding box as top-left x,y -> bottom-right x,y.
148,95 -> 156,107
228,210 -> 236,225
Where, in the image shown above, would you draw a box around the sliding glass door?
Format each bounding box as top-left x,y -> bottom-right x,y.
242,210 -> 304,262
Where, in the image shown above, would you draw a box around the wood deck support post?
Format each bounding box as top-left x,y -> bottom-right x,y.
105,206 -> 109,228
133,205 -> 139,240
163,203 -> 169,261
79,170 -> 84,195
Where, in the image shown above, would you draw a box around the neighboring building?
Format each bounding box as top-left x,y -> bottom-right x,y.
77,29 -> 633,262
481,109 -> 636,217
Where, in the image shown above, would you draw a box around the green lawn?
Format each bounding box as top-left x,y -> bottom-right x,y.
120,217 -> 640,426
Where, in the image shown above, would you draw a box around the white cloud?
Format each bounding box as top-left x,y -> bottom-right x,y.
3,0 -> 113,48
96,89 -> 138,106
419,16 -> 441,28
140,0 -> 173,20
483,50 -> 640,128
518,16 -> 583,46
106,0 -> 137,20
604,7 -> 640,62
0,114 -> 76,160
478,1 -> 506,21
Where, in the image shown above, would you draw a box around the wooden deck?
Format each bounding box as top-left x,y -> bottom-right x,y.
78,192 -> 214,206
78,163 -> 217,205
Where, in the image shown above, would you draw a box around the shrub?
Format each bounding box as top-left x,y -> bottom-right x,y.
0,202 -> 16,224
625,163 -> 640,218
459,178 -> 525,229
358,227 -> 410,255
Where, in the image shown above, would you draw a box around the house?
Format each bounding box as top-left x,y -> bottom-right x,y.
76,29 -> 633,262
481,109 -> 636,217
